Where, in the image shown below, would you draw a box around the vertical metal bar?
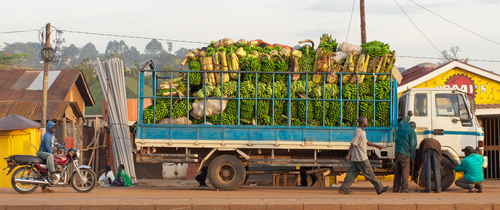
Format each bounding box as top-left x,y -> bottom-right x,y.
305,73 -> 308,126
272,73 -> 275,125
287,72 -> 291,126
203,71 -> 207,124
138,68 -> 144,124
187,69 -> 190,125
254,72 -> 258,125
237,71 -> 241,126
322,72 -> 326,126
339,73 -> 343,127
169,71 -> 172,123
372,73 -> 376,127
153,71 -> 157,124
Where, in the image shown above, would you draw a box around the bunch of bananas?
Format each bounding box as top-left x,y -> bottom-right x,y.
342,84 -> 358,100
212,86 -> 222,98
240,94 -> 255,123
240,81 -> 255,96
324,84 -> 340,99
298,45 -> 315,81
359,76 -> 374,97
375,101 -> 390,127
188,60 -> 202,86
197,83 -> 215,98
143,99 -> 171,124
222,81 -> 238,97
260,55 -> 276,84
274,58 -> 288,83
360,95 -> 374,126
171,100 -> 192,119
325,101 -> 340,126
242,57 -> 261,83
342,101 -> 357,127
375,80 -> 391,100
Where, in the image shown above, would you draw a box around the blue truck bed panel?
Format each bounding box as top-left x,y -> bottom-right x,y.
136,70 -> 399,147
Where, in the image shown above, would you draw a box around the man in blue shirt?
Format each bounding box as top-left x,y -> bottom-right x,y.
454,146 -> 484,193
36,121 -> 63,193
393,111 -> 417,193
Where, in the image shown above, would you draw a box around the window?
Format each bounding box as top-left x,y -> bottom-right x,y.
435,94 -> 470,119
414,94 -> 427,117
457,95 -> 471,120
398,95 -> 406,120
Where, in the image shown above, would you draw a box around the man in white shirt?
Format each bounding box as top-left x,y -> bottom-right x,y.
98,165 -> 114,187
339,117 -> 389,195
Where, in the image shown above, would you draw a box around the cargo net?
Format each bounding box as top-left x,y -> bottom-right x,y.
142,36 -> 393,127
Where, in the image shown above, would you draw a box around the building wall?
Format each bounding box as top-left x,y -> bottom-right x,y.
412,67 -> 500,105
64,83 -> 86,118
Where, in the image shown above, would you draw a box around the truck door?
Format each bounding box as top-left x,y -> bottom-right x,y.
410,91 -> 432,140
431,91 -> 475,157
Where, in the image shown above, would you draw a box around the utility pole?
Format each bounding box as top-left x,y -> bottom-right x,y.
360,0 -> 367,44
41,23 -> 51,129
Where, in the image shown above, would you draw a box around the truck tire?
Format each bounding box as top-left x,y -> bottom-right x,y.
208,155 -> 246,191
418,157 -> 456,191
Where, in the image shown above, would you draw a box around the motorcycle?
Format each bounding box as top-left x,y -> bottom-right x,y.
4,147 -> 96,194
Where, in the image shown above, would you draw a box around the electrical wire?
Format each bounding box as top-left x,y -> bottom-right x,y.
397,55 -> 500,63
394,0 -> 445,57
0,29 -> 37,34
61,30 -> 210,45
346,0 -> 356,42
409,0 -> 500,46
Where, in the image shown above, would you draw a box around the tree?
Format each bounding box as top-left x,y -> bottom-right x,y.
0,47 -> 29,69
70,58 -> 98,87
3,42 -> 41,68
105,40 -> 130,57
175,48 -> 190,57
439,46 -> 468,64
145,39 -> 166,55
80,43 -> 99,60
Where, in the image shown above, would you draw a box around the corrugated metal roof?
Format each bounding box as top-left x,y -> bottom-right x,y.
0,100 -> 82,121
0,69 -> 94,106
10,71 -> 40,90
26,70 -> 61,90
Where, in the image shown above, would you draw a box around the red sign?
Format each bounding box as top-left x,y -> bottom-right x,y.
444,74 -> 476,99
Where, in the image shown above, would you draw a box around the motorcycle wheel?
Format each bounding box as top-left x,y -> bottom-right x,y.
70,168 -> 96,193
11,167 -> 39,194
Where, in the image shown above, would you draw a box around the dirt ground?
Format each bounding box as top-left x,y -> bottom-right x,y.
1,180 -> 500,206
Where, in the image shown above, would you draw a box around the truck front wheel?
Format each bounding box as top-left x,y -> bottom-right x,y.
208,155 -> 246,191
418,157 -> 456,191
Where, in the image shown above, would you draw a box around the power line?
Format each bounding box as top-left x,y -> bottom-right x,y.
394,0 -> 445,57
60,30 -> 210,45
397,55 -> 500,63
346,0 -> 356,42
0,29 -> 37,34
409,0 -> 500,46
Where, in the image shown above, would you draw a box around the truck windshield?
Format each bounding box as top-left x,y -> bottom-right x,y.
414,94 -> 427,117
435,94 -> 470,119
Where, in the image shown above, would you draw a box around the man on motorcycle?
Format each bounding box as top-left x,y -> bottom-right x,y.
36,121 -> 64,193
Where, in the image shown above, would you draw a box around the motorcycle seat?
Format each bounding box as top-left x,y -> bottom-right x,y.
11,155 -> 46,164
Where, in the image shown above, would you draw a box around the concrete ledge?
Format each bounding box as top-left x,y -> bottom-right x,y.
2,203 -> 500,210
456,204 -> 493,210
44,205 -> 80,210
417,204 -> 455,210
156,205 -> 191,210
229,204 -> 266,210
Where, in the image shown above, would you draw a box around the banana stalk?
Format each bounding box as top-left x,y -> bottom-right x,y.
201,56 -> 216,86
228,51 -> 239,80
381,51 -> 396,80
376,54 -> 389,80
218,51 -> 230,84
181,51 -> 195,66
342,52 -> 352,84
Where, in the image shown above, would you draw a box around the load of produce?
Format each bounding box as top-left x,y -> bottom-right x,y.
144,35 -> 395,127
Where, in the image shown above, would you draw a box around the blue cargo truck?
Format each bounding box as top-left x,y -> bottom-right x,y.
135,59 -> 482,191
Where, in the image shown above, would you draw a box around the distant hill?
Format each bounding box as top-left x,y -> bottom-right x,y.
85,77 -> 153,115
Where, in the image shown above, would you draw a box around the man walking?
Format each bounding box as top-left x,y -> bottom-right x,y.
339,117 -> 389,195
393,111 -> 417,193
454,146 -> 484,193
413,138 -> 442,193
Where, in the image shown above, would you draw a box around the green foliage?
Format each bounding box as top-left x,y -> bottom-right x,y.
0,47 -> 29,69
360,40 -> 391,57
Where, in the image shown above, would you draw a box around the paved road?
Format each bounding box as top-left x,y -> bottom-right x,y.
1,180 -> 499,209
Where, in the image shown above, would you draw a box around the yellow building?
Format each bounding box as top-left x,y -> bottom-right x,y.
0,114 -> 41,187
399,60 -> 500,178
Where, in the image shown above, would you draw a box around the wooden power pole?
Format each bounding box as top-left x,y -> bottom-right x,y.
360,0 -> 367,44
41,23 -> 51,129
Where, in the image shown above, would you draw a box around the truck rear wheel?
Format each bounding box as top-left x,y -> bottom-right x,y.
418,157 -> 455,191
208,155 -> 246,191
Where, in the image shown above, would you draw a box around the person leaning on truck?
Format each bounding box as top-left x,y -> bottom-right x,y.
393,111 -> 417,193
454,146 -> 484,193
412,138 -> 442,193
339,117 -> 389,195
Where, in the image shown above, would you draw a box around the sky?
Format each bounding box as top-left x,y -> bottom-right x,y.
1,0 -> 499,72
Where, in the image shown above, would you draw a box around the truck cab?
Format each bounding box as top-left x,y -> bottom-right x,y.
398,88 -> 484,189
